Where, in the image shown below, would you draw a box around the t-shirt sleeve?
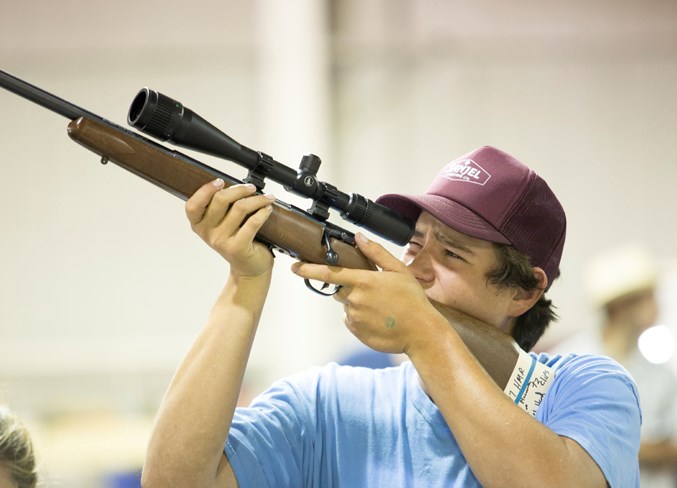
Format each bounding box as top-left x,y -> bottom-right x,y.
224,370 -> 319,488
539,354 -> 642,488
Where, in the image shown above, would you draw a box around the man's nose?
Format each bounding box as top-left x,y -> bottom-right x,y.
406,247 -> 435,283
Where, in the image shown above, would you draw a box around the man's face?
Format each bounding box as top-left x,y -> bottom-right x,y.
402,211 -> 520,330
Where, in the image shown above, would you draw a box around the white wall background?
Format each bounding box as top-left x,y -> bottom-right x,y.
1,0 -> 676,485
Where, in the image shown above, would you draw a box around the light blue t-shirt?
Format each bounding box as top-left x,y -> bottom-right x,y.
225,353 -> 641,487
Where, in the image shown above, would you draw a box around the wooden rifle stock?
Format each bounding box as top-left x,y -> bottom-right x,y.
67,117 -> 376,272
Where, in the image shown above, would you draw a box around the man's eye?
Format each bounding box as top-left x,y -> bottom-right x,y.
444,249 -> 464,261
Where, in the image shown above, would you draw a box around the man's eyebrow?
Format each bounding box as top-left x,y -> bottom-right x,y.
433,230 -> 476,255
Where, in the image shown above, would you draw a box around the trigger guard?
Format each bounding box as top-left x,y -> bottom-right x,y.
304,278 -> 342,296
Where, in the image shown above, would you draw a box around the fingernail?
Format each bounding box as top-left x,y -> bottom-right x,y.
356,232 -> 369,244
213,178 -> 225,188
265,193 -> 276,201
244,183 -> 257,191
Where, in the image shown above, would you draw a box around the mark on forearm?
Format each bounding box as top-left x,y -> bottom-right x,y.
384,317 -> 396,329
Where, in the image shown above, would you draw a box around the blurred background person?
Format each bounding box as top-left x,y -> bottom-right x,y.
0,405 -> 38,488
550,244 -> 677,487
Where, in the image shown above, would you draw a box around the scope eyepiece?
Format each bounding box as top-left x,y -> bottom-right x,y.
342,195 -> 414,246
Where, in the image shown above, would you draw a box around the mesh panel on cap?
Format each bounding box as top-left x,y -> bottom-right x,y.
500,177 -> 566,289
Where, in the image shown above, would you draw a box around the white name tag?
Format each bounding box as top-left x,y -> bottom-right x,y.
504,350 -> 554,417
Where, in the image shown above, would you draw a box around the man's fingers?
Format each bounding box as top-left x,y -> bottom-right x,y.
185,180 -> 258,226
354,233 -> 407,272
202,183 -> 265,228
230,203 -> 274,247
291,262 -> 353,287
212,191 -> 275,233
185,178 -> 227,225
290,233 -> 408,286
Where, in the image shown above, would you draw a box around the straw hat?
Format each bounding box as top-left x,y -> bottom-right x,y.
585,244 -> 658,308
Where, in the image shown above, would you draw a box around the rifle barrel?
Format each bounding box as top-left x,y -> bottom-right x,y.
0,69 -> 99,121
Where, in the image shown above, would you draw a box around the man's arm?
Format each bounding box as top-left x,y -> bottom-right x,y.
142,181 -> 274,488
292,234 -> 614,488
408,314 -> 609,488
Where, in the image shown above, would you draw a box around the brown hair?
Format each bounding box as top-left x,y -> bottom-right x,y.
486,244 -> 558,351
0,407 -> 38,488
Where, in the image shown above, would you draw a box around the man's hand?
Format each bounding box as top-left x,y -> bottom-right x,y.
185,179 -> 276,278
291,232 -> 440,355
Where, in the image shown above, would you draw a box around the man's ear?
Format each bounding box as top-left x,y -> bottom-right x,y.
507,267 -> 548,318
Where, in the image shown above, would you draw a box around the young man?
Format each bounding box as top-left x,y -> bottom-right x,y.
141,146 -> 641,487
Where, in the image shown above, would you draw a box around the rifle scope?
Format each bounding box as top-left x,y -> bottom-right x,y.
127,88 -> 414,246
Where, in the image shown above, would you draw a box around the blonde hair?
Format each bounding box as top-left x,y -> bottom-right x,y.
0,407 -> 37,488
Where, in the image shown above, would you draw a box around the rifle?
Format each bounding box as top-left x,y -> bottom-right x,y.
0,69 -> 522,390
0,70 -> 415,285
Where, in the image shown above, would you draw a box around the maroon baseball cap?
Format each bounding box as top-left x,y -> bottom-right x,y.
376,146 -> 566,290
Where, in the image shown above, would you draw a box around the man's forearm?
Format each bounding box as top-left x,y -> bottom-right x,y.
142,272 -> 272,488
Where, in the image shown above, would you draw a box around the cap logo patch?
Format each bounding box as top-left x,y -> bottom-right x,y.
440,158 -> 491,186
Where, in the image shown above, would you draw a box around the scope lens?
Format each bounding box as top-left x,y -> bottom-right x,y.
128,89 -> 149,126
127,88 -> 176,141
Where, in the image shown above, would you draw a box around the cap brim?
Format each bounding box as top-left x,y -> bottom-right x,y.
376,193 -> 511,245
